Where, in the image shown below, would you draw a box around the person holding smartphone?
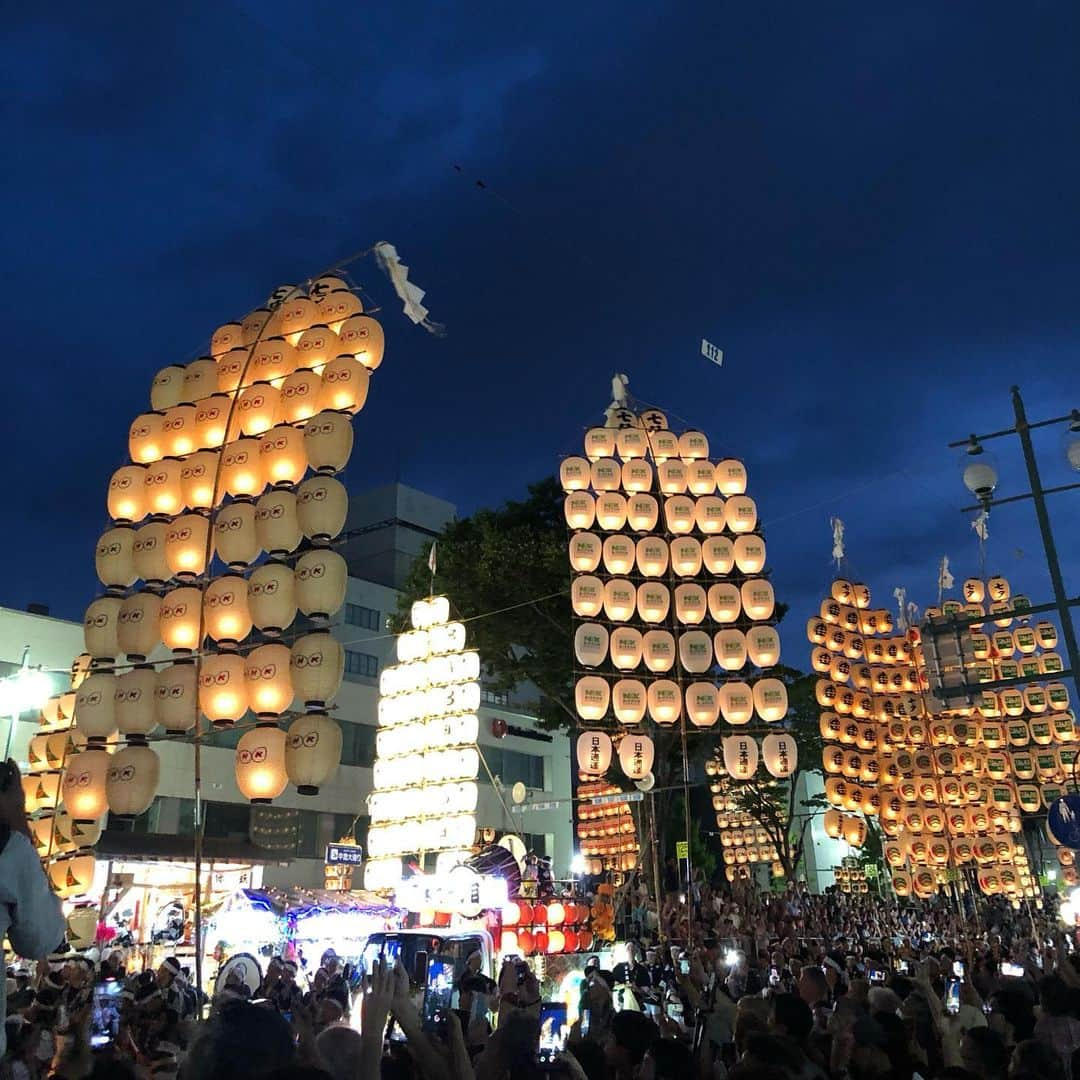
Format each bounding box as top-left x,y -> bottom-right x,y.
0,758 -> 66,1058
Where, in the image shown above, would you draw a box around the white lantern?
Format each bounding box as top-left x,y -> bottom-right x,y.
203,575 -> 252,645
686,682 -> 720,727
155,662 -> 199,734
565,493 -> 596,530
595,493 -> 628,531
714,629 -> 748,672
143,458 -> 185,517
621,459 -> 653,493
574,623 -> 610,667
687,460 -> 716,495
708,584 -> 742,624
664,496 -> 696,534
336,314 -> 384,369
166,513 -> 213,579
74,672 -> 117,743
115,666 -> 159,740
753,678 -> 789,722
636,582 -> 671,623
670,538 -> 703,577
132,521 -> 170,585
245,643 -> 294,717
678,431 -> 709,460
678,630 -> 713,673
714,459 -> 747,495
694,496 -> 727,534
575,677 -> 610,721
741,579 -> 775,621
180,450 -> 221,512
719,682 -> 754,725
295,549 -> 347,620
571,576 -> 604,617
618,734 -> 654,780
255,488 -> 303,557
746,626 -> 781,667
610,628 -> 644,670
583,427 -> 616,461
236,725 -> 289,803
635,537 -> 669,577
108,464 -> 148,523
106,744 -> 160,819
603,579 -> 637,621
724,496 -> 758,533
62,749 -> 110,823
570,533 -> 602,572
762,734 -> 797,778
674,584 -> 707,624
560,456 -> 591,491
612,680 -> 647,725
643,682 -> 678,725
733,534 -> 766,574
285,712 -> 342,795
627,494 -> 659,532
602,535 -> 636,575
199,652 -> 249,726
95,527 -> 136,590
248,562 -> 297,635
84,596 -> 123,661
297,475 -> 348,543
658,459 -> 688,494
591,457 -> 621,491
722,735 -> 759,779
318,355 -> 371,413
117,590 -> 161,662
277,369 -> 323,424
615,428 -> 647,460
577,731 -> 613,776
642,630 -> 676,673
129,412 -> 167,465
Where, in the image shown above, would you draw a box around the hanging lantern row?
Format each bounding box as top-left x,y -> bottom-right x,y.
564,489 -> 758,536
572,579 -> 776,625
569,532 -> 766,577
364,597 -> 480,893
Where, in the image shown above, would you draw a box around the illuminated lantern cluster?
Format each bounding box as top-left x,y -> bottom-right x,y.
705,758 -> 787,879
575,778 -> 638,872
834,862 -> 870,893
499,898 -> 596,956
364,596 -> 481,892
565,401 -> 787,872
812,574 -> 1059,902
47,277 -> 377,900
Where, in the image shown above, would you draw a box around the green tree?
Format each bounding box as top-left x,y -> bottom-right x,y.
704,666 -> 826,880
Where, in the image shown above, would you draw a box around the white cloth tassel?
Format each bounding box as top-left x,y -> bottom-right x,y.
939,556 -> 955,592
373,242 -> 444,334
972,510 -> 990,541
830,517 -> 845,567
893,587 -> 908,631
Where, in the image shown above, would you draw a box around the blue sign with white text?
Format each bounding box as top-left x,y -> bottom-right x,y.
325,843 -> 363,866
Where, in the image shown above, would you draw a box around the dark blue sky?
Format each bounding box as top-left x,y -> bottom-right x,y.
5,2 -> 1080,659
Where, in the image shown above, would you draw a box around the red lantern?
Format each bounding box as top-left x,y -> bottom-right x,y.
577,930 -> 593,950
516,900 -> 534,926
563,929 -> 579,953
532,904 -> 548,925
518,930 -> 534,955
533,930 -> 548,953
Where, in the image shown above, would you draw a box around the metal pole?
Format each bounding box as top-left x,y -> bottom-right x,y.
1011,387 -> 1080,685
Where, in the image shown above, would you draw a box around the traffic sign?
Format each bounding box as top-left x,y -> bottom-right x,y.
676,841 -> 689,860
1048,795 -> 1080,848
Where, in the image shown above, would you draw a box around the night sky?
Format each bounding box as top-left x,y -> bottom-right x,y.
6,3 -> 1080,663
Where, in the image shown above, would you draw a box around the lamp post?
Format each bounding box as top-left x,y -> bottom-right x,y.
0,647 -> 53,759
948,386 -> 1080,686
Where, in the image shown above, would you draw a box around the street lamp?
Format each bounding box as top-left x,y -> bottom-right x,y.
0,648 -> 54,759
941,386 -> 1080,694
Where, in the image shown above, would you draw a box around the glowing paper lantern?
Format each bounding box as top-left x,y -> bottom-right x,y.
162,403 -> 198,457
180,450 -> 221,512
214,501 -> 259,569
106,744 -> 159,818
635,537 -> 669,577
74,672 -> 117,743
244,643 -> 294,717
575,677 -> 610,721
754,678 -> 789,722
303,410 -> 354,474
570,533 -> 602,572
260,423 -> 307,487
621,459 -> 653,492
719,682 -> 754,725
741,580 -> 775,621
763,733 -> 797,778
595,492 -> 628,531
678,630 -> 713,673
636,582 -> 670,623
203,575 -> 252,645
277,369 -> 323,424
336,314 -> 384,370
583,427 -> 616,461
108,464 -> 148,523
236,726 -> 289,803
577,731 -> 613,776
694,496 -> 727,534
747,626 -> 781,667
702,536 -> 735,574
670,538 -> 703,577
647,680 -> 682,725
571,576 -> 604,617
733,535 -> 766,573
129,412 -> 166,464
722,735 -> 759,779
616,428 -> 647,460
618,735 -> 654,779
674,584 -> 707,624
151,365 -> 186,410
295,326 -> 341,373
217,348 -> 250,394
565,493 -> 596,530
234,384 -> 280,437
199,652 -> 248,727
603,579 -> 636,621
194,394 -> 230,450
610,628 -> 643,670
248,562 -> 297,635
295,549 -> 348,620
286,712 -> 342,794
250,337 -> 298,384
686,682 -> 720,727
62,749 -> 110,823
602,535 -> 635,574
658,459 -> 688,494
626,494 -> 659,532
318,355 -> 371,413
714,629 -> 748,672
591,457 -> 621,491
687,459 -> 716,495
663,496 -> 695,534
165,514 -> 212,579
642,630 -> 676,673
219,438 -> 265,500
574,624 -> 609,667
612,680 -> 647,725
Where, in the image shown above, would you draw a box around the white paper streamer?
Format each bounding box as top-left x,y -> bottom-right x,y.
938,556 -> 955,594
830,517 -> 845,567
972,510 -> 990,541
373,242 -> 444,334
893,587 -> 908,630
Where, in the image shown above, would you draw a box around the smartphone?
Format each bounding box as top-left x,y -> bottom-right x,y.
537,1001 -> 568,1065
896,960 -> 910,975
422,955 -> 455,1035
769,967 -> 780,986
946,978 -> 960,1015
1001,962 -> 1025,978
90,979 -> 122,1047
580,1008 -> 591,1037
953,960 -> 965,978
679,957 -> 691,976
869,970 -> 885,983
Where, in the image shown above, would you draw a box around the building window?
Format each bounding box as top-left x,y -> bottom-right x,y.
345,604 -> 381,631
481,747 -> 545,791
344,650 -> 379,680
522,832 -> 549,858
340,722 -> 377,767
481,688 -> 510,707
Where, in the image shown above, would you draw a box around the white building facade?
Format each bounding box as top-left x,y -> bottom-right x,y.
0,484 -> 572,888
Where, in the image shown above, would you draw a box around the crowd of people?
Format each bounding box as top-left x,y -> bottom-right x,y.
7,756 -> 1080,1080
